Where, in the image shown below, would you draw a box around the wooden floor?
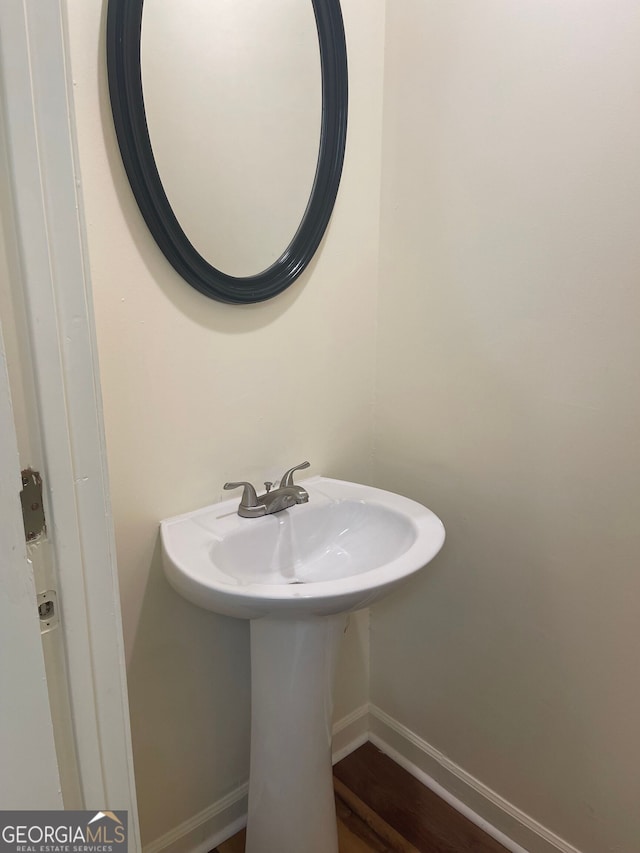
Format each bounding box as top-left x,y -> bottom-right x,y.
214,742 -> 509,852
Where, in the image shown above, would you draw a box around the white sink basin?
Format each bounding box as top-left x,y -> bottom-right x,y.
161,476 -> 445,619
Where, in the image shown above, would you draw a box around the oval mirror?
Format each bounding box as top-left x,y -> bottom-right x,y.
141,0 -> 322,279
106,0 -> 348,304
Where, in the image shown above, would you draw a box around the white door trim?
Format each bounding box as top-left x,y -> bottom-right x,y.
0,0 -> 140,843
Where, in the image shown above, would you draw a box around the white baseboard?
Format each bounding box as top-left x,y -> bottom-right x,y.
368,704 -> 583,853
143,784 -> 248,853
144,703 -> 583,853
143,704 -> 370,853
331,702 -> 370,764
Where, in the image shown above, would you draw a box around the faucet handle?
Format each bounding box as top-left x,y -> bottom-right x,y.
223,481 -> 259,507
279,461 -> 310,488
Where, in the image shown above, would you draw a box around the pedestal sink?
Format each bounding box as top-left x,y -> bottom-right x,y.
161,476 -> 445,853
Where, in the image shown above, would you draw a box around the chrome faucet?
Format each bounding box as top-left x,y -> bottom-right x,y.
224,462 -> 310,518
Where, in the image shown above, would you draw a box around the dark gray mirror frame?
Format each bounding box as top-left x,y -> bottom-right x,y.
106,0 -> 348,304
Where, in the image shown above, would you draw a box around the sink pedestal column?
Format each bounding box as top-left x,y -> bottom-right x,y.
245,614 -> 345,853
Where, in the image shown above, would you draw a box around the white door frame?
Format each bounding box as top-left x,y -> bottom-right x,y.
0,0 -> 140,844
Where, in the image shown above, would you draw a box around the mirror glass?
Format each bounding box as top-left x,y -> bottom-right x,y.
141,0 -> 322,278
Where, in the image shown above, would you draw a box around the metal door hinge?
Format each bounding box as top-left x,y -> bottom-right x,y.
20,468 -> 46,541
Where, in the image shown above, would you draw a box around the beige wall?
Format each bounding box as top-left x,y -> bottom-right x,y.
65,0 -> 384,843
373,2 -> 640,852
66,0 -> 640,850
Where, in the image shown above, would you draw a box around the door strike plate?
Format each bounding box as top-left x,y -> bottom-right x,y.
38,590 -> 59,633
20,468 -> 46,542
